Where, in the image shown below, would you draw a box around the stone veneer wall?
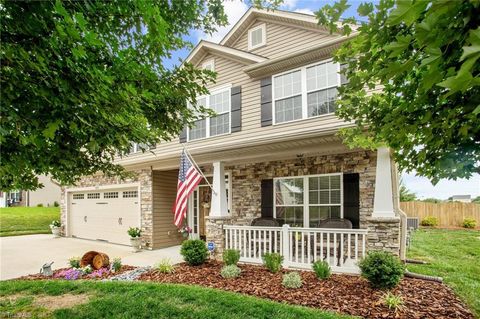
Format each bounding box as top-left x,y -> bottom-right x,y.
202,150 -> 401,257
60,169 -> 154,249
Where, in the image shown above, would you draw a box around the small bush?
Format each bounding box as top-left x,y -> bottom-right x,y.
462,218 -> 477,229
127,227 -> 142,238
156,258 -> 175,273
111,258 -> 122,272
37,203 -> 43,207
180,239 -> 208,266
282,272 -> 302,288
359,251 -> 404,289
421,216 -> 438,227
68,256 -> 81,269
53,201 -> 60,207
383,292 -> 404,311
262,253 -> 283,273
220,265 -> 241,279
312,260 -> 331,280
223,249 -> 240,266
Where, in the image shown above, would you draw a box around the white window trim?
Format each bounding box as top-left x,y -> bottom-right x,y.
248,23 -> 267,51
273,173 -> 344,227
272,58 -> 341,125
202,58 -> 215,71
187,84 -> 232,142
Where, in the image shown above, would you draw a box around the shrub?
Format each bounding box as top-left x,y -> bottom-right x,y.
68,256 -> 81,269
180,239 -> 208,266
359,251 -> 405,289
312,260 -> 331,280
462,218 -> 477,229
53,201 -> 60,207
127,227 -> 142,238
262,253 -> 283,273
37,203 -> 43,207
383,292 -> 404,311
50,220 -> 61,228
421,216 -> 438,227
220,265 -> 241,279
156,258 -> 175,273
282,272 -> 302,288
81,265 -> 93,275
223,249 -> 240,266
111,258 -> 122,272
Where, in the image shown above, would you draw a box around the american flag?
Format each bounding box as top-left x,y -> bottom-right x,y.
173,150 -> 203,227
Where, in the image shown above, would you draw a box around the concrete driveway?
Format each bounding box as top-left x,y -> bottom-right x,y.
0,234 -> 182,280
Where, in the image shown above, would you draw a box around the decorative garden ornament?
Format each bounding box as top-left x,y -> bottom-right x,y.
40,262 -> 54,277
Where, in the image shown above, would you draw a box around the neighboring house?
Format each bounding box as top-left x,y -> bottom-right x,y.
61,8 -> 406,272
3,175 -> 61,207
448,195 -> 472,203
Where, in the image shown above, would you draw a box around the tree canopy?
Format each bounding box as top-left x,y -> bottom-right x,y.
1,0 -> 230,190
317,0 -> 480,183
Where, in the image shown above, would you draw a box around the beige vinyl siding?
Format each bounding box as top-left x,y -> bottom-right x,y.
232,20 -> 341,59
117,52 -> 349,168
152,170 -> 183,248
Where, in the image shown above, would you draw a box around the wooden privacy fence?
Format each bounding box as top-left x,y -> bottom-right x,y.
400,201 -> 480,227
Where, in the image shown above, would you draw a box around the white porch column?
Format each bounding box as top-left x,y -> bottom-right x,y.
372,147 -> 395,218
210,161 -> 229,217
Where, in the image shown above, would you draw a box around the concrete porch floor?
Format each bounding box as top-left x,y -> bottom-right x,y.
0,234 -> 182,280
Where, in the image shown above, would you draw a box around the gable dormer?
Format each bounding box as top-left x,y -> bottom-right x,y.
222,8 -> 345,60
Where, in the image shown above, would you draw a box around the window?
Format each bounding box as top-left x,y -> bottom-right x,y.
87,193 -> 100,199
129,142 -> 155,154
72,194 -> 84,200
248,23 -> 266,50
104,192 -> 118,199
273,60 -> 341,124
188,87 -> 231,141
274,174 -> 343,227
202,59 -> 214,71
123,190 -> 138,198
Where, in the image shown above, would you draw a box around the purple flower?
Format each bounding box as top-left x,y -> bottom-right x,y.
55,268 -> 82,280
86,267 -> 110,279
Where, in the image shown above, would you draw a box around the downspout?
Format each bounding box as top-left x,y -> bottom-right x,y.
390,155 -> 407,261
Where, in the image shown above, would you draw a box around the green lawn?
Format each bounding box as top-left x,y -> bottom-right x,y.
0,280 -> 352,319
0,206 -> 60,237
407,228 -> 480,317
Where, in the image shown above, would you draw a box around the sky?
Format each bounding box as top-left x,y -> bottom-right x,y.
168,0 -> 480,200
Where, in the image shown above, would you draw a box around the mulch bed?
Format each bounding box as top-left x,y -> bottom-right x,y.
18,265 -> 136,280
138,261 -> 474,319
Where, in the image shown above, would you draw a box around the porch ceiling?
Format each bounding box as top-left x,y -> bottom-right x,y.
126,135 -> 358,171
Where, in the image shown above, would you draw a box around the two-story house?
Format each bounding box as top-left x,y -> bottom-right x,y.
60,8 -> 406,273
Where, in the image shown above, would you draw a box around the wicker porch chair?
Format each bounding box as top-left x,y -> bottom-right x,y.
317,218 -> 353,266
250,218 -> 280,256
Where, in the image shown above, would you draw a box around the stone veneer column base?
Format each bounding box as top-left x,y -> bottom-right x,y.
366,217 -> 401,256
205,216 -> 232,260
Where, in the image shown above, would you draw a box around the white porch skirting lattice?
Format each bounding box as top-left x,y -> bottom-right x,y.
223,225 -> 368,274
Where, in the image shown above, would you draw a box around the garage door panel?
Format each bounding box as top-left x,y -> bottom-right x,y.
69,187 -> 140,245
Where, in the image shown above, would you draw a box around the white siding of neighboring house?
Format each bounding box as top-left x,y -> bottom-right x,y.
27,175 -> 61,207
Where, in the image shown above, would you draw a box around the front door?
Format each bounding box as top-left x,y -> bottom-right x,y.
188,186 -> 211,240
188,174 -> 230,240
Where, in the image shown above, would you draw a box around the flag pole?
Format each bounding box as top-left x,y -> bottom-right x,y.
181,145 -> 217,195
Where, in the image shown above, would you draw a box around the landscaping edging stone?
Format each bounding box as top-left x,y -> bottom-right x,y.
108,267 -> 151,281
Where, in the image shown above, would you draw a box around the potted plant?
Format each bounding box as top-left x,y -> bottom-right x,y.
50,220 -> 61,238
178,225 -> 193,238
127,227 -> 142,252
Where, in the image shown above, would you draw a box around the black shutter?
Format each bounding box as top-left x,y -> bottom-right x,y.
230,86 -> 242,132
261,179 -> 273,218
179,127 -> 187,143
343,173 -> 359,229
260,77 -> 272,127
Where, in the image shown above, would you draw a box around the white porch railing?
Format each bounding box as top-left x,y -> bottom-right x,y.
224,224 -> 368,274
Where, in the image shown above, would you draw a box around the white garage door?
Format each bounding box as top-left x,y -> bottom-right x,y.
69,187 -> 140,246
